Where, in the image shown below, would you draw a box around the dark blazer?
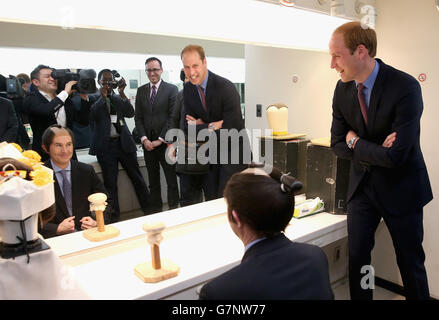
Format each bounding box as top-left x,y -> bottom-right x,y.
330,59 -> 433,215
88,94 -> 137,156
0,96 -> 18,143
23,90 -> 90,158
183,71 -> 247,163
134,80 -> 178,141
199,233 -> 334,300
40,160 -> 113,238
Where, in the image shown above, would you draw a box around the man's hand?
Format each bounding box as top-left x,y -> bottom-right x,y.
80,216 -> 97,230
64,80 -> 78,95
382,132 -> 397,148
151,140 -> 163,148
79,93 -> 89,101
143,139 -> 154,151
210,120 -> 223,131
167,143 -> 177,163
186,115 -> 206,126
117,77 -> 127,96
99,86 -> 108,99
346,130 -> 357,144
56,216 -> 76,235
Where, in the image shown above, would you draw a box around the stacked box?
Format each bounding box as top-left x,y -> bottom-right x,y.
259,137 -> 309,194
306,144 -> 350,215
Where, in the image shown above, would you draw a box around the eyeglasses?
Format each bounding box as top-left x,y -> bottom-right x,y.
146,68 -> 162,73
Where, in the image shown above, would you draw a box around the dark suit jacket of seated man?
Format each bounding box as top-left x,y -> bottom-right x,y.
199,167 -> 334,300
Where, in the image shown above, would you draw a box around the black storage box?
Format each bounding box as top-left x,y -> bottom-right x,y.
306,144 -> 350,215
259,137 -> 309,194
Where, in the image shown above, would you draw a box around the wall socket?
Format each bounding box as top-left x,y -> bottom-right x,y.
256,104 -> 262,117
333,245 -> 341,263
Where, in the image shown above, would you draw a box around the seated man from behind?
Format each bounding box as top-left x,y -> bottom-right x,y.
199,165 -> 334,300
39,124 -> 113,238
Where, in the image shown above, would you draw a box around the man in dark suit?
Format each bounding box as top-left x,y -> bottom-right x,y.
329,22 -> 433,300
199,166 -> 333,300
89,69 -> 151,222
23,65 -> 91,161
181,45 -> 249,201
135,57 -> 179,213
0,96 -> 18,143
39,125 -> 113,238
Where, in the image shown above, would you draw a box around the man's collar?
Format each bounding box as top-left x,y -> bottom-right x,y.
150,79 -> 162,88
355,60 -> 380,89
200,71 -> 209,90
50,160 -> 71,172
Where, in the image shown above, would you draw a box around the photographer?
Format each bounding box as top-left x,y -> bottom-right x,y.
88,69 -> 151,222
23,64 -> 91,161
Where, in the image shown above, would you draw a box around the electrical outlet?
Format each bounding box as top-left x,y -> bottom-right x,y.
256,104 -> 262,117
334,245 -> 341,263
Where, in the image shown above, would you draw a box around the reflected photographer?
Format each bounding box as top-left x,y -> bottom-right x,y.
23,64 -> 93,161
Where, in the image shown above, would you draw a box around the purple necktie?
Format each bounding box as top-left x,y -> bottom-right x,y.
357,83 -> 368,126
60,170 -> 72,216
198,85 -> 207,111
150,85 -> 157,105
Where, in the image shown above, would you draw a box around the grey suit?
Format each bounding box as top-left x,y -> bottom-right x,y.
135,81 -> 179,212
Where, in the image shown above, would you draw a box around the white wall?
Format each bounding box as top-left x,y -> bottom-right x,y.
245,45 -> 339,140
370,0 -> 439,298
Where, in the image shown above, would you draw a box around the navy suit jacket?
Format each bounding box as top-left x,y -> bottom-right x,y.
183,71 -> 248,164
23,90 -> 90,159
330,59 -> 433,215
39,160 -> 113,238
88,93 -> 137,156
134,80 -> 178,141
199,233 -> 334,300
0,96 -> 18,143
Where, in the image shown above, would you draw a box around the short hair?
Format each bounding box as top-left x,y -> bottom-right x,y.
334,21 -> 377,57
16,73 -> 30,83
223,171 -> 294,238
145,57 -> 163,69
42,124 -> 75,153
97,69 -> 113,82
180,45 -> 206,61
30,64 -> 53,81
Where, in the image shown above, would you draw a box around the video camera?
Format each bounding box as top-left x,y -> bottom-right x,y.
0,74 -> 25,99
51,68 -> 97,94
105,70 -> 125,89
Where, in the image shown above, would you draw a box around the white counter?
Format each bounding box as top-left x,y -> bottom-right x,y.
45,198 -> 347,300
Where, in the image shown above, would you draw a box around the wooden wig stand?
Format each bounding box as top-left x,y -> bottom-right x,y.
83,193 -> 120,242
134,222 -> 179,283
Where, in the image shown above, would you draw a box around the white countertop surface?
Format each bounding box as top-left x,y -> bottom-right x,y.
45,199 -> 347,300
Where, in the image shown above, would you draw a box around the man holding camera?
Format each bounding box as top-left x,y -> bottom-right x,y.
23,64 -> 91,161
89,69 -> 152,222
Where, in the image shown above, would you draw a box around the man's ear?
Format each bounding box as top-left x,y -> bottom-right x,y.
231,210 -> 242,228
31,79 -> 39,87
42,144 -> 49,154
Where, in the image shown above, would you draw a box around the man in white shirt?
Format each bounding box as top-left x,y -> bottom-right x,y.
23,64 -> 91,161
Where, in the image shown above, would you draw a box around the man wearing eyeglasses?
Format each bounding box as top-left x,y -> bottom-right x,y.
135,57 -> 179,213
